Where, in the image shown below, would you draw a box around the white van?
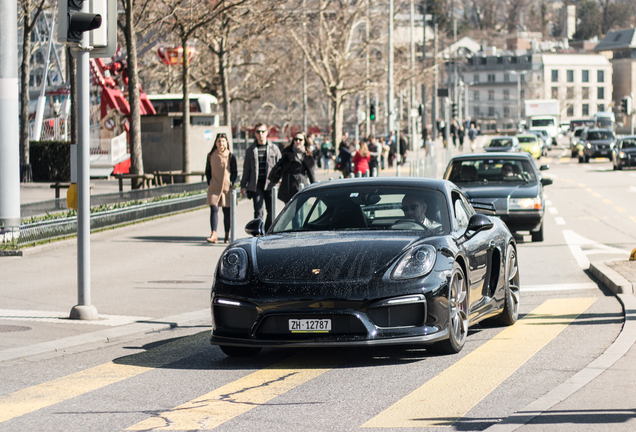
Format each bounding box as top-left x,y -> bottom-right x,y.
147,93 -> 220,126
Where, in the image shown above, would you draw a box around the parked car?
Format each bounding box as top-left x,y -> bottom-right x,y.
528,129 -> 551,151
211,178 -> 520,356
516,133 -> 543,158
444,152 -> 552,242
570,126 -> 585,157
612,136 -> 636,170
484,136 -> 522,153
576,128 -> 616,163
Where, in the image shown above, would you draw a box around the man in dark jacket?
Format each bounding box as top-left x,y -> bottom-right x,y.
268,133 -> 315,204
241,123 -> 282,230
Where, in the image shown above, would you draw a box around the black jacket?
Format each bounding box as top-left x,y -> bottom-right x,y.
268,146 -> 316,203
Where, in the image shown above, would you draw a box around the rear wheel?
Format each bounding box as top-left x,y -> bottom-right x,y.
531,223 -> 544,242
219,345 -> 262,357
491,244 -> 520,326
431,262 -> 468,355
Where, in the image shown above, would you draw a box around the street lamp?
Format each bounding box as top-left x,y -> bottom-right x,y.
509,70 -> 529,131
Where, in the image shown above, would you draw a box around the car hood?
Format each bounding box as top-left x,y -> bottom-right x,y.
253,232 -> 424,281
586,140 -> 615,146
485,147 -> 514,152
461,183 -> 540,200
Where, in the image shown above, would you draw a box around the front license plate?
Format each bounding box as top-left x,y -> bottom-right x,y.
289,319 -> 331,333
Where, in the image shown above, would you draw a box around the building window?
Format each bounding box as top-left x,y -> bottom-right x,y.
504,73 -> 510,82
520,90 -> 525,99
567,104 -> 574,116
566,87 -> 574,99
582,103 -> 589,116
597,87 -> 605,99
473,90 -> 480,101
582,87 -> 589,99
504,106 -> 510,117
551,87 -> 559,99
474,107 -> 480,117
488,74 -> 496,82
582,70 -> 589,83
567,70 -> 574,82
504,89 -> 510,100
489,90 -> 494,101
551,70 -> 558,82
474,74 -> 480,83
520,73 -> 525,83
488,107 -> 495,117
597,70 -> 604,83
598,104 -> 605,112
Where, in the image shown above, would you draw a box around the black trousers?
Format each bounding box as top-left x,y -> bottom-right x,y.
251,187 -> 273,231
210,205 -> 231,234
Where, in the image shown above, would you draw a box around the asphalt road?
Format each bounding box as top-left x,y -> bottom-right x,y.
0,137 -> 634,431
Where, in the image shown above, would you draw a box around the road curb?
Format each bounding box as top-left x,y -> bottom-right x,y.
589,260 -> 634,294
0,309 -> 211,364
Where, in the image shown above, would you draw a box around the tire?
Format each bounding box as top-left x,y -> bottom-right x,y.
431,262 -> 468,355
584,155 -> 590,163
531,222 -> 544,242
219,345 -> 262,357
491,244 -> 520,326
617,163 -> 623,171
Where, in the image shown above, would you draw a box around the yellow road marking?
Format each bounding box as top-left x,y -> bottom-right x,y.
615,206 -> 627,213
585,187 -> 594,193
630,216 -> 636,224
0,332 -> 203,424
592,192 -> 602,198
603,199 -> 612,204
127,350 -> 340,430
578,183 -> 586,188
558,157 -> 570,163
362,297 -> 596,429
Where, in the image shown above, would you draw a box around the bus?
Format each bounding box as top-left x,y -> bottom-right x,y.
146,93 -> 220,126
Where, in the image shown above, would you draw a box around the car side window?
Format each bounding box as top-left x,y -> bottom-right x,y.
452,192 -> 470,231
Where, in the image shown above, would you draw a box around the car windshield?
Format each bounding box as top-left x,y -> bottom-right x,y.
517,136 -> 536,143
621,139 -> 636,149
489,139 -> 512,147
270,186 -> 451,235
574,128 -> 584,137
532,119 -> 555,127
587,131 -> 614,140
446,158 -> 537,184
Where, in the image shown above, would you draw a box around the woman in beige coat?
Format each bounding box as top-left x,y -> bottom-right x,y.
205,133 -> 237,243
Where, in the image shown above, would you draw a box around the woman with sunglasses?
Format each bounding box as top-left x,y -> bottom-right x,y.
268,132 -> 315,204
205,133 -> 237,243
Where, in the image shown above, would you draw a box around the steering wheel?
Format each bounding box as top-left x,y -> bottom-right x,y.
391,218 -> 429,231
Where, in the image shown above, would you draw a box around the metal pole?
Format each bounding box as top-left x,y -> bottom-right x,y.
631,92 -> 634,135
517,74 -> 521,130
33,13 -> 57,142
272,185 -> 279,221
355,94 -> 360,149
432,19 -> 438,139
366,0 -> 370,138
0,0 -> 21,234
70,33 -> 97,320
302,0 -> 307,133
388,0 -> 394,139
410,0 -> 417,161
230,189 -> 238,242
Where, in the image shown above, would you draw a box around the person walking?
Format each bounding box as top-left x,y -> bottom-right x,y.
241,123 -> 282,231
268,132 -> 316,204
367,136 -> 381,176
353,141 -> 371,176
337,138 -> 353,177
399,134 -> 408,165
205,133 -> 237,243
468,124 -> 478,152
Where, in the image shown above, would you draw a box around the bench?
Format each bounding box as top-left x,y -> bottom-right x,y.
113,173 -> 155,191
154,171 -> 205,186
50,182 -> 93,199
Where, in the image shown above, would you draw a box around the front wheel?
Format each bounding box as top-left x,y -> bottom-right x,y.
531,222 -> 544,242
492,244 -> 520,326
430,262 -> 468,355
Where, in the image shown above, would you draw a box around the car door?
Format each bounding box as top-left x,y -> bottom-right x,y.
452,191 -> 489,317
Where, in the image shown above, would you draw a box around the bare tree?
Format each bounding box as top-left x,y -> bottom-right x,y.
18,0 -> 48,182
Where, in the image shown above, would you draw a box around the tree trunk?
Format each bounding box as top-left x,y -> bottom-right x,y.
19,15 -> 32,182
332,92 -> 343,149
219,38 -> 232,128
125,0 -> 144,189
181,39 -> 191,174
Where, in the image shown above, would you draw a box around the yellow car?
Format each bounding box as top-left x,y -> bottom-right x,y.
516,134 -> 542,159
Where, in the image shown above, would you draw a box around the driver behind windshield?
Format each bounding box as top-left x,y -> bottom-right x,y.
501,163 -> 514,177
401,194 -> 441,230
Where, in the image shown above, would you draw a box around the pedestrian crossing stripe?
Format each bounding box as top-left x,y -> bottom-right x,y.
126,350 -> 342,430
361,297 -> 597,428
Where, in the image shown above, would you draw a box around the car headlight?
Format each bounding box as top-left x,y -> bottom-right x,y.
619,151 -> 627,158
392,245 -> 436,280
219,248 -> 248,281
586,143 -> 592,149
509,196 -> 542,210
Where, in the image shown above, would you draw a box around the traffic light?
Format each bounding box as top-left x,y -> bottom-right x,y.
58,0 -> 117,58
451,103 -> 458,118
369,103 -> 376,121
621,96 -> 632,115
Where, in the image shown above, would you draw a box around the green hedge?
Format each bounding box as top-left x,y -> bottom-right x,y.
30,141 -> 72,182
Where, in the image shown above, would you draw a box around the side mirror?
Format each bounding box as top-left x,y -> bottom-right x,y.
539,164 -> 550,171
541,177 -> 553,186
245,218 -> 265,237
466,214 -> 493,236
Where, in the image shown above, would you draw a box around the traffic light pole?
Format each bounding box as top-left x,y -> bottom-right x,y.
631,92 -> 634,136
